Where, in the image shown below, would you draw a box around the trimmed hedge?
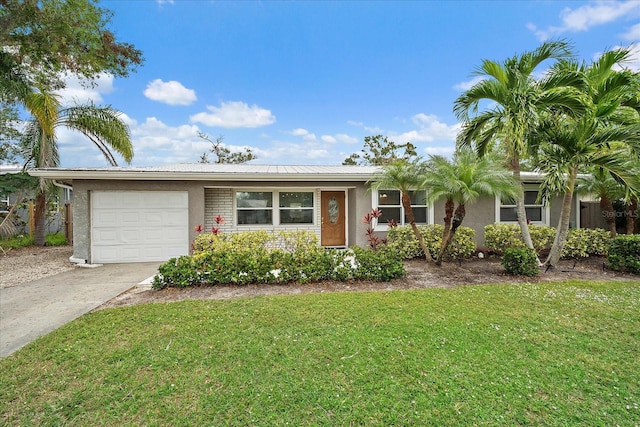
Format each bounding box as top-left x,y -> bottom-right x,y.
153,230 -> 406,289
484,223 -> 610,259
386,224 -> 476,260
607,235 -> 640,274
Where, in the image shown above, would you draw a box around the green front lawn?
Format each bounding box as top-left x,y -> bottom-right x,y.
1,280 -> 639,425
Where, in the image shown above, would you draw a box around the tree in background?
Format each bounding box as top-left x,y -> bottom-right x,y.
198,133 -> 257,164
343,135 -> 417,166
422,149 -> 517,265
0,170 -> 36,238
454,40 -> 583,260
22,90 -> 133,245
0,0 -> 143,161
577,167 -> 627,237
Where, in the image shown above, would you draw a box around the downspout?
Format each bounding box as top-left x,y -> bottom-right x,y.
53,181 -> 85,264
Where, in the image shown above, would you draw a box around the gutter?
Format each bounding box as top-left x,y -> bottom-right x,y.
53,180 -> 73,191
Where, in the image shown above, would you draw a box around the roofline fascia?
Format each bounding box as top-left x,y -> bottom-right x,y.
28,169 -> 377,182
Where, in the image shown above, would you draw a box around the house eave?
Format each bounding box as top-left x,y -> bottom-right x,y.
28,168 -> 378,182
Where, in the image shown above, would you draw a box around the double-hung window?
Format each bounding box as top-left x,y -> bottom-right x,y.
498,189 -> 546,224
374,189 -> 429,229
279,191 -> 314,224
236,191 -> 273,225
236,190 -> 314,225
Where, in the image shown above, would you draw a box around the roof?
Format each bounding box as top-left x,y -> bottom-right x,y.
28,163 -> 382,182
0,165 -> 24,175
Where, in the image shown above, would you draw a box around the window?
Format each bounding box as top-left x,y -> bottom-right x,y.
235,190 -> 315,225
0,194 -> 9,213
279,191 -> 314,224
236,191 -> 273,225
374,189 -> 429,228
499,190 -> 545,224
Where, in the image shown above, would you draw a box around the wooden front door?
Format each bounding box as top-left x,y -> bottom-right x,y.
321,191 -> 346,246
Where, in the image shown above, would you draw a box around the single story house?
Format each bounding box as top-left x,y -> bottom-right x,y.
30,163 -> 600,264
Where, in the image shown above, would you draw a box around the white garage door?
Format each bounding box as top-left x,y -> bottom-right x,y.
91,191 -> 189,263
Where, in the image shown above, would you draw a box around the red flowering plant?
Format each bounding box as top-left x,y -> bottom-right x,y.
362,208 -> 386,250
211,215 -> 225,235
193,215 -> 226,251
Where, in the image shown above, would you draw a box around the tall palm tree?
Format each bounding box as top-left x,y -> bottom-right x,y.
422,149 -> 517,265
454,40 -> 583,257
22,90 -> 133,245
369,160 -> 433,262
532,49 -> 640,268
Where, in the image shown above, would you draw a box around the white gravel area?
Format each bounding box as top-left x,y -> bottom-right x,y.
0,246 -> 75,289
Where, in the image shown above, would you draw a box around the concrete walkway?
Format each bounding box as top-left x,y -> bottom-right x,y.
0,262 -> 161,358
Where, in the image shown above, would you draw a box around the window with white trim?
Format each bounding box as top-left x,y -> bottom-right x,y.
236,190 -> 315,225
374,189 -> 429,228
279,191 -> 314,224
499,189 -> 546,224
236,191 -> 273,225
0,194 -> 9,213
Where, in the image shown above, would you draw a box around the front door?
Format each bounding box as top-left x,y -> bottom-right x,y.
321,191 -> 346,246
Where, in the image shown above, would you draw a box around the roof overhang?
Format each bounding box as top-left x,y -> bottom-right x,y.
28,165 -> 381,182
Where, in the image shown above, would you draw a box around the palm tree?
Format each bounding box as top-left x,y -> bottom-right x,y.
454,40 -> 583,258
422,149 -> 517,265
532,49 -> 640,268
369,160 -> 433,262
22,89 -> 133,245
576,167 -> 627,237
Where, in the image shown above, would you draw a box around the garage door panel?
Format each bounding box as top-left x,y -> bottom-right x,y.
91,191 -> 189,263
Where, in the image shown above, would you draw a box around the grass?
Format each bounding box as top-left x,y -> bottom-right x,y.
1,280 -> 639,425
0,232 -> 67,249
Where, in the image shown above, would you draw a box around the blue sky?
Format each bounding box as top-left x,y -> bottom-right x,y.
54,0 -> 640,167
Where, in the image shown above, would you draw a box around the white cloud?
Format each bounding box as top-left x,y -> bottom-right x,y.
619,43 -> 640,71
528,0 -> 640,40
55,73 -> 114,106
143,79 -> 196,106
321,133 -> 359,144
453,76 -> 485,91
390,113 -> 460,144
253,140 -> 343,165
424,145 -> 456,157
321,135 -> 337,143
190,101 -> 276,128
335,133 -> 358,144
623,23 -> 640,41
287,128 -> 317,141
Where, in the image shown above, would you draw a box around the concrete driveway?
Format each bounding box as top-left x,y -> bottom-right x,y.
0,262 -> 161,358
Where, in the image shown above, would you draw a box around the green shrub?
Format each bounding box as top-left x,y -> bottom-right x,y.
607,235 -> 640,274
484,224 -> 525,254
386,224 -> 476,260
349,245 -> 406,281
45,233 -> 68,246
561,228 -> 610,259
153,230 -> 406,289
0,234 -> 34,249
501,247 -> 540,276
528,225 -> 556,252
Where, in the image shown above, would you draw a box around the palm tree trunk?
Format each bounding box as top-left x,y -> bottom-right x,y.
436,198 -> 455,265
437,203 -> 466,265
34,191 -> 47,246
402,192 -> 433,262
625,199 -> 637,235
545,167 -> 578,269
601,196 -> 617,237
511,160 -> 536,251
